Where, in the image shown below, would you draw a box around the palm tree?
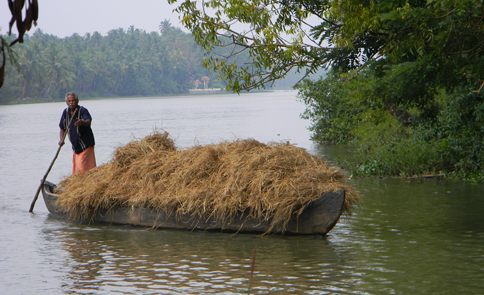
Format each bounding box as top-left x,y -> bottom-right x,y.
159,19 -> 173,36
41,43 -> 74,98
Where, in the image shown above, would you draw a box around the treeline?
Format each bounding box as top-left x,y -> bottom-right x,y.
299,69 -> 484,182
0,21 -> 226,104
296,1 -> 484,182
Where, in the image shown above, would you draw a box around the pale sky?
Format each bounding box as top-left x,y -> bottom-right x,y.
0,0 -> 184,38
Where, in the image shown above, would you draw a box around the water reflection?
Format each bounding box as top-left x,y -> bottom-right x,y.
37,172 -> 484,294
330,178 -> 484,294
43,221 -> 352,294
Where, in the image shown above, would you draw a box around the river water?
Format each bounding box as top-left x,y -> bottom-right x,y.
1,91 -> 483,294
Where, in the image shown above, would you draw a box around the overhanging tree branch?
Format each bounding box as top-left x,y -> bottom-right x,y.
1,0 -> 39,88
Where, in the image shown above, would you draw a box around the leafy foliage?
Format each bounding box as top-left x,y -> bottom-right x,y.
169,0 -> 336,91
299,65 -> 484,180
297,71 -> 364,144
170,0 -> 484,93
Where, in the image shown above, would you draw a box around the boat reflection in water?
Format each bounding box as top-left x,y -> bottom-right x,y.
43,219 -> 351,294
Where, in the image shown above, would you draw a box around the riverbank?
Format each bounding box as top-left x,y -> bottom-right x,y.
0,89 -> 277,105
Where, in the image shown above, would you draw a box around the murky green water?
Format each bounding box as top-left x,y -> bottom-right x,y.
1,91 -> 483,294
336,178 -> 484,294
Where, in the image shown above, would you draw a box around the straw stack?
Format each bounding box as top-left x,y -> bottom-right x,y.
55,131 -> 359,231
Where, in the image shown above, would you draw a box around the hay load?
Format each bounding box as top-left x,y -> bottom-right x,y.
55,131 -> 359,233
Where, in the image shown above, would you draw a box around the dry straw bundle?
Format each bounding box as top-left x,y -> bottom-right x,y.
55,131 -> 359,231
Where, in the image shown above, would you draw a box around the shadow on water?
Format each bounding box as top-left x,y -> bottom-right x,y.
41,218 -> 352,294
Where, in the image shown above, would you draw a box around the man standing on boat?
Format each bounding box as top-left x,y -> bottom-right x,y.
58,91 -> 96,174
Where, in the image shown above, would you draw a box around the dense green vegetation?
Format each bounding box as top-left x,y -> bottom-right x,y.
170,0 -> 484,181
0,22 -> 222,104
295,0 -> 484,182
298,69 -> 484,182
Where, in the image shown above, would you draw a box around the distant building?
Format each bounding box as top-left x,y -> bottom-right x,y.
201,76 -> 210,89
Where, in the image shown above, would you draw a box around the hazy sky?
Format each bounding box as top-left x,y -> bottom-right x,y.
0,0 -> 184,38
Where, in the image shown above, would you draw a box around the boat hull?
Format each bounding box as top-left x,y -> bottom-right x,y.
42,181 -> 345,235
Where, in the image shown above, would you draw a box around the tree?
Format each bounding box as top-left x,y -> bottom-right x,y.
159,19 -> 174,36
169,0 -> 484,93
1,0 -> 39,88
170,0 -> 330,91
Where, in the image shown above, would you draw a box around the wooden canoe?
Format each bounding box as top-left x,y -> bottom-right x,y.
42,180 -> 345,235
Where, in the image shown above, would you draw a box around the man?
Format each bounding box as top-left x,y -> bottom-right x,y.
59,91 -> 96,174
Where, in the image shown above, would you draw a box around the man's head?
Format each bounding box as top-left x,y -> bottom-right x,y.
65,91 -> 79,109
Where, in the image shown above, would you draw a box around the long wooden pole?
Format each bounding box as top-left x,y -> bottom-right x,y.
29,108 -> 77,213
